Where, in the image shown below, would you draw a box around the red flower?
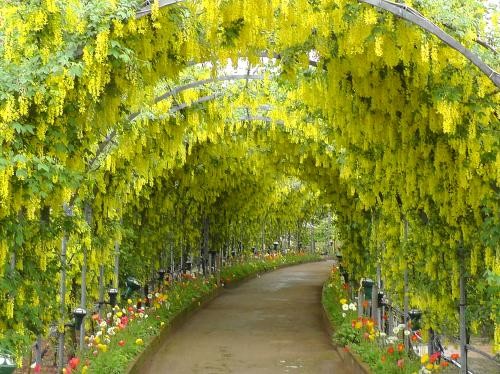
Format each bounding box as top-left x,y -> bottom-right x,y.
430,352 -> 441,363
440,361 -> 449,367
34,364 -> 41,373
69,357 -> 80,369
362,300 -> 369,308
118,340 -> 125,347
411,334 -> 418,342
397,343 -> 404,352
387,346 -> 395,355
451,353 -> 460,360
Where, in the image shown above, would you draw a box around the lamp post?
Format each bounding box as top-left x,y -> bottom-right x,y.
108,288 -> 118,307
408,309 -> 423,331
122,277 -> 141,300
362,279 -> 375,300
0,351 -> 16,374
73,308 -> 87,331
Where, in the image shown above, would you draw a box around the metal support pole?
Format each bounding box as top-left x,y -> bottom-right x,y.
114,241 -> 120,288
459,244 -> 468,374
261,221 -> 265,253
373,263 -> 381,324
98,265 -> 105,318
403,218 -> 409,350
170,242 -> 174,277
57,234 -> 68,372
357,287 -> 363,318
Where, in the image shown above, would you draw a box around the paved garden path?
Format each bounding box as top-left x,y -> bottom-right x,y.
141,260 -> 349,373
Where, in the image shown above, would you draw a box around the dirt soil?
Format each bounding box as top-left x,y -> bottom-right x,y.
140,261 -> 349,374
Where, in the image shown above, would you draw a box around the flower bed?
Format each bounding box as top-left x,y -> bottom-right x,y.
63,252 -> 320,374
322,265 -> 456,374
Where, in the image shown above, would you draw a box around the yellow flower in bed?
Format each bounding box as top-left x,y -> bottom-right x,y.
340,298 -> 348,305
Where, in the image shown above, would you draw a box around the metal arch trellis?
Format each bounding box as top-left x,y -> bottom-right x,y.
136,0 -> 500,89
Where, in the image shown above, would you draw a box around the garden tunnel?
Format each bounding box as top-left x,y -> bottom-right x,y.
0,0 -> 498,372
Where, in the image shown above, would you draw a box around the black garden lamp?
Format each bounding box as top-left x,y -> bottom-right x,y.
377,291 -> 386,308
72,308 -> 87,331
108,288 -> 118,307
157,269 -> 166,282
273,242 -> 279,251
0,350 -> 16,374
362,278 -> 375,300
408,309 -> 423,331
339,265 -> 349,283
123,277 -> 141,299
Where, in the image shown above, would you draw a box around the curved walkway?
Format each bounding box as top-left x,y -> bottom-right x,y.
141,260 -> 348,373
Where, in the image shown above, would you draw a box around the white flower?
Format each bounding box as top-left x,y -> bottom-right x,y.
348,303 -> 357,311
342,304 -> 349,311
139,313 -> 144,319
99,321 -> 107,328
419,368 -> 431,374
393,327 -> 400,335
398,323 -> 406,329
106,312 -> 112,319
107,327 -> 116,336
404,329 -> 411,336
380,332 -> 387,337
96,331 -> 102,337
144,314 -> 148,319
342,313 -> 346,318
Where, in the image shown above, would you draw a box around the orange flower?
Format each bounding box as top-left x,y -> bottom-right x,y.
397,343 -> 404,352
362,300 -> 369,308
450,353 -> 460,360
381,355 -> 386,362
387,346 -> 395,355
440,361 -> 449,367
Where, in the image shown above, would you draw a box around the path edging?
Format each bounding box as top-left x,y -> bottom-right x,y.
321,283 -> 373,374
